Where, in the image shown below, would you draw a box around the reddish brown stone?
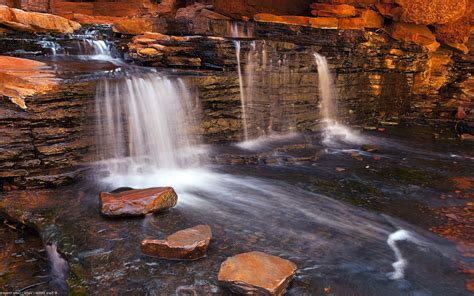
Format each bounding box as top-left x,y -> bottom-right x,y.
213,0 -> 313,19
254,13 -> 312,27
141,225 -> 212,260
218,251 -> 297,296
112,17 -> 154,35
0,5 -> 80,33
310,3 -> 356,18
0,56 -> 57,109
308,17 -> 339,29
396,0 -> 467,25
389,22 -> 440,52
99,187 -> 177,217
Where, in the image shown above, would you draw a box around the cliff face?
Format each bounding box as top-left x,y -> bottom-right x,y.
0,3 -> 472,189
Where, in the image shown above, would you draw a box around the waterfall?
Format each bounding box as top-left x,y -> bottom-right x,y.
95,72 -> 203,177
234,40 -> 249,141
314,53 -> 361,144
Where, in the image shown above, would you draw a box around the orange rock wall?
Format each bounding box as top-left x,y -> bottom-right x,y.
213,0 -> 313,19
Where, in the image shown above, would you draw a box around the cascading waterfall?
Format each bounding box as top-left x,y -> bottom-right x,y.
234,40 -> 249,141
314,53 -> 361,144
95,72 -> 203,178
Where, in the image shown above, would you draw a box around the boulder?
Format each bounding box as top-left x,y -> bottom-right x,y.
0,5 -> 80,34
310,4 -> 356,18
389,22 -> 440,52
70,13 -> 121,25
175,3 -> 211,20
395,0 -> 468,25
99,187 -> 177,217
218,251 -> 297,296
434,5 -> 472,54
141,225 -> 212,260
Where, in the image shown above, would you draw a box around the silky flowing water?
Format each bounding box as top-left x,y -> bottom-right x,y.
1,34 -> 473,295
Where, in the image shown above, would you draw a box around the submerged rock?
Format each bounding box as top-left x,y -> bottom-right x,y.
100,187 -> 177,217
218,251 -> 297,296
141,225 -> 212,260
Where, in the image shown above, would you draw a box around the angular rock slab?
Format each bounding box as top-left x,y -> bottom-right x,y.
100,187 -> 177,217
218,251 -> 297,296
141,225 -> 212,260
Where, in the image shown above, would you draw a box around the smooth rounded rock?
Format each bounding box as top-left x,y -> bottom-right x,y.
99,187 -> 177,217
218,251 -> 297,296
141,225 -> 212,260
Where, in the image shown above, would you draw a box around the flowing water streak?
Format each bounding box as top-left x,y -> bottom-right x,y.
95,72 -> 203,176
234,40 -> 249,141
314,53 -> 362,145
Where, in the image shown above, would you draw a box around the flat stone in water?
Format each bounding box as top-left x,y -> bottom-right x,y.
141,225 -> 212,260
99,187 -> 177,217
218,251 -> 297,296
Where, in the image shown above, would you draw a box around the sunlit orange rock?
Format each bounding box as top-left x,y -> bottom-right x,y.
218,251 -> 297,296
396,0 -> 468,25
434,5 -> 472,54
0,5 -> 80,33
308,17 -> 339,29
254,13 -> 311,27
214,0 -> 314,19
359,9 -> 384,29
141,225 -> 212,260
310,3 -> 356,18
70,13 -> 121,25
389,22 -> 440,52
0,56 -> 58,109
99,187 -> 177,217
112,17 -> 155,35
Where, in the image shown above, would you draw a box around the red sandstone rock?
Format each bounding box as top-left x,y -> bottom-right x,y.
214,0 -> 313,19
141,225 -> 212,260
0,5 -> 80,33
0,56 -> 57,109
99,187 -> 177,217
70,13 -> 121,25
218,251 -> 297,296
434,4 -> 472,54
175,3 -> 211,20
310,3 -> 356,18
359,9 -> 384,28
308,17 -> 339,29
112,17 -> 155,35
254,13 -> 312,27
389,22 -> 440,52
396,0 -> 467,25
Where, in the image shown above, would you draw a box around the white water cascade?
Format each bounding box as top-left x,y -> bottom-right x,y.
95,72 -> 204,178
314,53 -> 362,145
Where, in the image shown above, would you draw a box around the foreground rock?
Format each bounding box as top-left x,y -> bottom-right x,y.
218,251 -> 297,295
0,5 -> 80,33
100,187 -> 177,217
141,225 -> 212,260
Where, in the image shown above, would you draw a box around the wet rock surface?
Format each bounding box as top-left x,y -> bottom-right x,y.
0,126 -> 472,295
141,224 -> 212,260
218,251 -> 297,295
100,187 -> 178,217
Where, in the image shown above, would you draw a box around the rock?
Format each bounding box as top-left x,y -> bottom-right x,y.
99,187 -> 177,217
112,17 -> 154,35
388,22 -> 440,52
308,17 -> 339,29
143,31 -> 172,42
70,13 -> 120,25
434,4 -> 472,54
165,56 -> 201,67
213,0 -> 314,19
175,3 -> 211,20
338,17 -> 365,29
141,225 -> 212,260
0,56 -> 57,109
455,107 -> 467,120
198,9 -> 231,21
361,144 -> 378,153
0,5 -> 80,34
359,9 -> 384,28
396,0 -> 468,25
310,4 -> 356,18
218,251 -> 297,296
254,13 -> 312,27
137,47 -> 163,58
375,3 -> 403,19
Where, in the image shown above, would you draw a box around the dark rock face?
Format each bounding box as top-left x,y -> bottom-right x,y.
218,251 -> 297,296
100,187 -> 178,217
141,224 -> 212,260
